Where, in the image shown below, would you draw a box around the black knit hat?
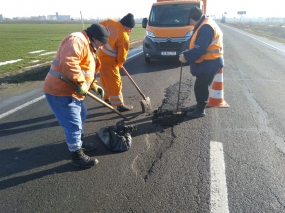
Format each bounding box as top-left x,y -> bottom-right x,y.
188,7 -> 203,21
120,13 -> 135,28
86,23 -> 110,44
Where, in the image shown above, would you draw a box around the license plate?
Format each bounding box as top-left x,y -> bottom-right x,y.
161,52 -> 176,56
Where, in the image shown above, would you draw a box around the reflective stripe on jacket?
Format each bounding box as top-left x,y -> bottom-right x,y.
190,17 -> 223,63
98,19 -> 130,68
43,30 -> 100,100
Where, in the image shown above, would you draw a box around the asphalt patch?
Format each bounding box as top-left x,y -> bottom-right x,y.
152,109 -> 186,127
152,79 -> 192,127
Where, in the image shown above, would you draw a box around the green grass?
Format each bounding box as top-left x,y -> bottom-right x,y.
0,23 -> 145,74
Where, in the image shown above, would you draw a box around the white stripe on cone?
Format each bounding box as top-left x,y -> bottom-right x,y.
209,89 -> 224,99
214,73 -> 223,82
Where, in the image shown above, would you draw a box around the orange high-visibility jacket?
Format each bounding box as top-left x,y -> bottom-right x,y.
43,30 -> 100,100
98,19 -> 130,67
190,18 -> 223,63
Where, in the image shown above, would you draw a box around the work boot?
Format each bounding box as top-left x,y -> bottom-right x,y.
81,134 -> 96,152
186,105 -> 206,118
183,104 -> 197,112
117,105 -> 133,112
71,148 -> 98,168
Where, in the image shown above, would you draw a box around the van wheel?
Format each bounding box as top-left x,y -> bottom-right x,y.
145,57 -> 151,63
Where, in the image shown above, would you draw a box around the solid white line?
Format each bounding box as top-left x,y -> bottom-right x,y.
210,141 -> 229,213
0,95 -> 45,120
127,51 -> 143,60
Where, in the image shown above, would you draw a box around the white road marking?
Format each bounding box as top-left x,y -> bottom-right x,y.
25,64 -> 43,69
0,59 -> 22,66
30,60 -> 40,63
210,141 -> 229,213
0,95 -> 45,120
39,51 -> 56,56
29,50 -> 45,54
127,51 -> 143,60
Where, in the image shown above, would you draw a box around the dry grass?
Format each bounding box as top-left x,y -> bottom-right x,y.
227,22 -> 285,44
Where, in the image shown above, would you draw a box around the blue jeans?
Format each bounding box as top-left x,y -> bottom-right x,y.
45,93 -> 87,152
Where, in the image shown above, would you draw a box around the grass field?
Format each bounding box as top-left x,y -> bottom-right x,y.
0,23 -> 145,74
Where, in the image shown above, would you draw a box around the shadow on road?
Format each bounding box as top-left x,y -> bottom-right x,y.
0,65 -> 50,84
0,63 -> 194,190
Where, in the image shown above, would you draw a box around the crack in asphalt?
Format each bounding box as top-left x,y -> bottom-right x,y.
131,79 -> 193,182
242,84 -> 285,154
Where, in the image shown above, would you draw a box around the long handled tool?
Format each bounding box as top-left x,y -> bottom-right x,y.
173,63 -> 183,115
59,75 -> 138,121
121,66 -> 152,113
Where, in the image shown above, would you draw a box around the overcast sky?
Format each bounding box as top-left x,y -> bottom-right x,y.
1,0 -> 284,19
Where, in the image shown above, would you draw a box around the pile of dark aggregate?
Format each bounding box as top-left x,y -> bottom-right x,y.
152,79 -> 192,127
152,108 -> 186,127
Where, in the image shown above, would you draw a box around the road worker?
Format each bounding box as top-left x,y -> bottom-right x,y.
179,7 -> 224,118
98,13 -> 135,112
43,24 -> 110,168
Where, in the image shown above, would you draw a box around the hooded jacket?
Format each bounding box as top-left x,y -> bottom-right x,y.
43,30 -> 101,100
97,19 -> 130,68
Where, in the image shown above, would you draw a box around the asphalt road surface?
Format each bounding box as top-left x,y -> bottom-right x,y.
1,24 -> 285,212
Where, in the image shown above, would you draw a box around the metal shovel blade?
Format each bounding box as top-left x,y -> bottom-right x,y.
140,96 -> 152,113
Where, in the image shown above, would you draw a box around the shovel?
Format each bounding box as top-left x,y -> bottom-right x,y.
173,63 -> 183,115
120,66 -> 152,113
59,75 -> 139,121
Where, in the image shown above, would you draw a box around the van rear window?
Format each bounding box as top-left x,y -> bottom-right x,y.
149,4 -> 200,27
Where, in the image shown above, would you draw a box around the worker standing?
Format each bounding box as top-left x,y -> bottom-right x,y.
43,24 -> 110,168
179,7 -> 224,118
98,13 -> 135,112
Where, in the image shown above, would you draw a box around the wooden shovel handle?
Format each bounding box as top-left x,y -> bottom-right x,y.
59,75 -> 130,121
121,66 -> 146,99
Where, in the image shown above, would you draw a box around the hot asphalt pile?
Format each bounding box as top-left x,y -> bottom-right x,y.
152,79 -> 192,127
152,108 -> 186,127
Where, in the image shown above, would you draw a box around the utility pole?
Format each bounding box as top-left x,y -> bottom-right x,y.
80,11 -> 84,30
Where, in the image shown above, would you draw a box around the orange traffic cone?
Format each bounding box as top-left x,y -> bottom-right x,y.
207,68 -> 230,108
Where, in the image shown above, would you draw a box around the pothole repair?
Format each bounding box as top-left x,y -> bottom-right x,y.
132,79 -> 193,181
152,109 -> 186,127
152,79 -> 192,127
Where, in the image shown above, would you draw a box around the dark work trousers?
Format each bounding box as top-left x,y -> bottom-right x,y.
194,69 -> 220,107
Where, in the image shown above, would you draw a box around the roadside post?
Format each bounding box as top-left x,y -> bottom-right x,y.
237,11 -> 246,22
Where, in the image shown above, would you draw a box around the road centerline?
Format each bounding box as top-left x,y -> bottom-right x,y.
210,141 -> 229,213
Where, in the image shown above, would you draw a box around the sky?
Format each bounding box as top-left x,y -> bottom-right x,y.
1,0 -> 285,19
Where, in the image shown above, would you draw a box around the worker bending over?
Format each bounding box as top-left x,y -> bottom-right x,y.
98,13 -> 135,112
43,24 -> 109,168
